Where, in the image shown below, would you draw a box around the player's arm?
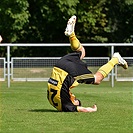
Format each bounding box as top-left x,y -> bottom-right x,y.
77,105 -> 97,112
0,35 -> 2,43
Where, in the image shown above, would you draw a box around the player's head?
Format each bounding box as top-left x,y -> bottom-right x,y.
73,99 -> 81,106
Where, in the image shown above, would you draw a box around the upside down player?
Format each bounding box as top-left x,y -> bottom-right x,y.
47,15 -> 128,112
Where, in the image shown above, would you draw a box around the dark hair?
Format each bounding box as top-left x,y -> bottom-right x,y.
76,99 -> 81,106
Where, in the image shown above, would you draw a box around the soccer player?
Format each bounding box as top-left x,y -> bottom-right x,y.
0,35 -> 2,43
47,15 -> 128,112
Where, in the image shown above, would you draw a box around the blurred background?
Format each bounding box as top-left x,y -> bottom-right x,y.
0,0 -> 133,57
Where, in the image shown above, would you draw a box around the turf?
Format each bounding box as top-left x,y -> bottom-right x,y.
0,81 -> 132,133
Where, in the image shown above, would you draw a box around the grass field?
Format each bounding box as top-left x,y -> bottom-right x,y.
0,81 -> 132,133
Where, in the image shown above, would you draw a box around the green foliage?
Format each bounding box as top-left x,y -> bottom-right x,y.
0,0 -> 30,42
56,0 -> 79,14
126,0 -> 133,5
105,0 -> 133,43
0,0 -> 133,43
76,0 -> 108,42
0,0 -> 133,57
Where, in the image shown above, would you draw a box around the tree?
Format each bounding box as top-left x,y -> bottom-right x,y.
104,0 -> 133,56
0,0 -> 133,57
76,0 -> 108,43
105,0 -> 133,43
0,0 -> 30,56
0,0 -> 30,42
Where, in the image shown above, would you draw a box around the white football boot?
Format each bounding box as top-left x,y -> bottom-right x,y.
113,52 -> 128,69
64,15 -> 76,36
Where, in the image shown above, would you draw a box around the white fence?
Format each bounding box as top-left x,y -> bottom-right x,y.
0,58 -> 6,81
11,57 -> 59,81
0,43 -> 133,88
11,57 -> 110,81
115,57 -> 133,81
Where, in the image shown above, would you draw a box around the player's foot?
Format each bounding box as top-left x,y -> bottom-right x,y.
64,15 -> 76,36
113,52 -> 128,69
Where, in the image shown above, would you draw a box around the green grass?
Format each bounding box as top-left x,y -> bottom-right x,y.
0,81 -> 132,133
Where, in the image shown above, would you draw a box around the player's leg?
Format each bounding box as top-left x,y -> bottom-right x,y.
64,15 -> 81,51
94,52 -> 128,84
64,15 -> 85,59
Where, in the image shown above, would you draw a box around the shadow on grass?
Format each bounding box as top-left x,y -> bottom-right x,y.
29,109 -> 58,112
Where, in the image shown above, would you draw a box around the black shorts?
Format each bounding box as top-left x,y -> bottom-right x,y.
55,52 -> 95,84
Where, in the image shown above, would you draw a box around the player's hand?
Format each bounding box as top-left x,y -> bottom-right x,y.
0,35 -> 3,42
86,104 -> 97,112
92,104 -> 97,111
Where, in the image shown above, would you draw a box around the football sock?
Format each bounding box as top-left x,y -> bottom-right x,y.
98,57 -> 119,78
69,32 -> 82,51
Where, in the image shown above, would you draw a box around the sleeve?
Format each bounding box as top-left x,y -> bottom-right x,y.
62,103 -> 78,112
74,73 -> 95,84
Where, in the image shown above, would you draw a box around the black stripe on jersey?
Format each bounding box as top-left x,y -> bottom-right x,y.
74,74 -> 95,84
48,77 -> 58,86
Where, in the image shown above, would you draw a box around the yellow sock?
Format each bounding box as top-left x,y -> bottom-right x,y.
69,32 -> 81,51
98,58 -> 119,78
